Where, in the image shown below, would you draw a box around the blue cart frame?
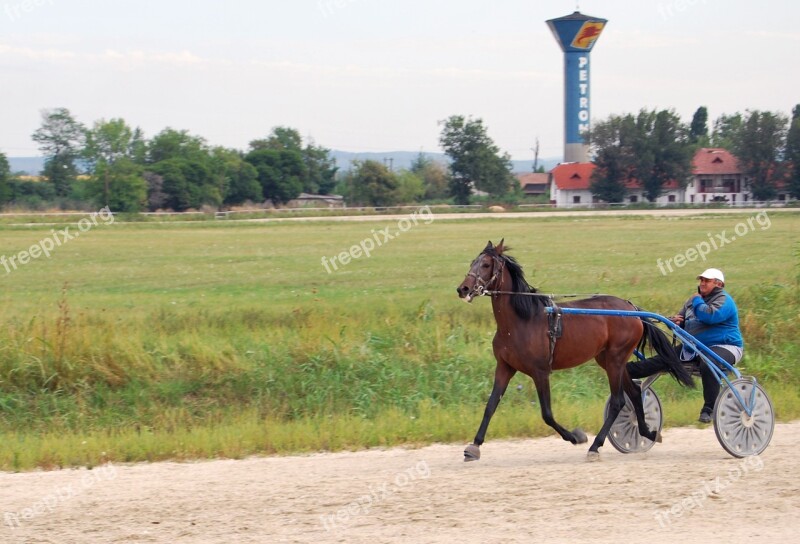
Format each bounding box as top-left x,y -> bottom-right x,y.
545,306 -> 774,457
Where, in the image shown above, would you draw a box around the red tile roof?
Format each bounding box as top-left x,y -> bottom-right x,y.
516,172 -> 549,187
551,162 -> 684,191
550,162 -> 595,190
692,148 -> 741,175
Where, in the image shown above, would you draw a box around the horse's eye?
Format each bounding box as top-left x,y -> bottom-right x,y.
481,263 -> 490,268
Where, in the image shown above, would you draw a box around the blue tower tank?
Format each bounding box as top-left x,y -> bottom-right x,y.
546,11 -> 607,163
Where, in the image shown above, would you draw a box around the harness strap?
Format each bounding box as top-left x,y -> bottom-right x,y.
546,298 -> 563,370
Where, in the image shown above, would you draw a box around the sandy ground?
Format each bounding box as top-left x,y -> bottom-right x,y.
1,422 -> 798,544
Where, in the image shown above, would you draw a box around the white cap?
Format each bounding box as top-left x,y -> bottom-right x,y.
697,268 -> 725,283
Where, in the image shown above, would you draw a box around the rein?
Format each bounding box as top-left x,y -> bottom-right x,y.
481,291 -> 608,299
469,252 -> 608,300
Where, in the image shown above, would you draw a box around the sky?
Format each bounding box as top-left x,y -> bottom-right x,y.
1,0 -> 799,162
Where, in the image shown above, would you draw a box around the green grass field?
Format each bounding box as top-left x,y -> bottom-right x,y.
1,210 -> 799,470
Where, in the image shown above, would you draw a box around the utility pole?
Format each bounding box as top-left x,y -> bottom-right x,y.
531,138 -> 540,172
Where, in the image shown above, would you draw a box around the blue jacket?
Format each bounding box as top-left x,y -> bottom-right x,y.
679,287 -> 743,348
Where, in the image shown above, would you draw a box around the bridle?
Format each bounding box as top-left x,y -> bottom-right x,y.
464,252 -> 506,299
464,252 -> 607,300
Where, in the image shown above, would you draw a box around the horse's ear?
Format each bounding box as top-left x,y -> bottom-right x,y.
495,238 -> 505,254
483,240 -> 494,252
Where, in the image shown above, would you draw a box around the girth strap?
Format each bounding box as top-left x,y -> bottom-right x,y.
546,298 -> 563,369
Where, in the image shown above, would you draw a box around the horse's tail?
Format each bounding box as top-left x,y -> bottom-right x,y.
638,320 -> 695,388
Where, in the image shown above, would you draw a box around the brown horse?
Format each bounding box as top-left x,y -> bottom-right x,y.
456,240 -> 694,460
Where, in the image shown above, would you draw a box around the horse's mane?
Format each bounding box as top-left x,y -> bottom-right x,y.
486,246 -> 545,320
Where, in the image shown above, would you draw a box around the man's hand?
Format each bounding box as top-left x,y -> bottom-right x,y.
670,314 -> 685,326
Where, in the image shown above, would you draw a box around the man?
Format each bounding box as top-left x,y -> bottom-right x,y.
627,268 -> 743,423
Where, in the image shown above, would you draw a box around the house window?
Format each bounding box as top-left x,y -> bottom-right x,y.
573,195 -> 581,204
723,178 -> 736,192
668,195 -> 676,203
779,194 -> 786,201
629,195 -> 638,203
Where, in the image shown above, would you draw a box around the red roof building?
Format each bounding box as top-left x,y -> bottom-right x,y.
515,172 -> 550,196
548,148 -> 791,207
686,148 -> 749,204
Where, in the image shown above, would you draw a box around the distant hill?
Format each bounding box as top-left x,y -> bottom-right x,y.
8,153 -> 561,177
330,150 -> 560,173
8,156 -> 45,175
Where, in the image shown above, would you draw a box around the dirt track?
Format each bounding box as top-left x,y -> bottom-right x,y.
2,422 -> 798,544
245,206 -> 800,223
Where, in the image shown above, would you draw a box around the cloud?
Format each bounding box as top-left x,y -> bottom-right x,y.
0,43 -> 76,61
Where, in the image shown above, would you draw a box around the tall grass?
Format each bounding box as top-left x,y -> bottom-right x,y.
1,212 -> 799,469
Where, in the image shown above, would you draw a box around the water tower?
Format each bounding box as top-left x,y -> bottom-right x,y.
546,11 -> 607,163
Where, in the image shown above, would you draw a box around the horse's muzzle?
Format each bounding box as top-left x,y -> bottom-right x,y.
457,282 -> 477,303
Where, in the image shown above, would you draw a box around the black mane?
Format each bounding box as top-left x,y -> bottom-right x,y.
485,248 -> 545,320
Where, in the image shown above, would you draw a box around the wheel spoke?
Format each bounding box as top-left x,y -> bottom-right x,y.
714,379 -> 774,457
606,389 -> 662,454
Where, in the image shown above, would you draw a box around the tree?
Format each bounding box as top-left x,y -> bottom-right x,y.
725,110 -> 788,201
395,170 -> 425,203
245,148 -> 304,205
645,109 -> 693,201
344,160 -> 399,206
83,118 -> 147,208
86,159 -> 147,212
690,106 -> 709,145
303,141 -> 338,195
786,104 -> 800,199
410,153 -> 450,200
586,113 -> 631,202
147,128 -> 209,164
0,152 -> 10,206
146,129 -> 222,209
211,147 -> 262,205
250,127 -> 337,195
586,109 -> 693,202
249,126 -> 303,152
439,115 -> 515,204
31,108 -> 85,196
710,113 -> 743,150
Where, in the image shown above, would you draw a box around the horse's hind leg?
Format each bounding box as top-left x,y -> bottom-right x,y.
623,376 -> 658,442
589,383 -> 626,458
532,371 -> 588,445
589,353 -> 637,456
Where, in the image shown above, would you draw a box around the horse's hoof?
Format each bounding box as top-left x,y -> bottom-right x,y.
572,428 -> 588,444
655,431 -> 663,443
464,444 -> 481,462
586,451 -> 601,462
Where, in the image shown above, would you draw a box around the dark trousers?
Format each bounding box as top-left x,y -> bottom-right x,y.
626,345 -> 737,414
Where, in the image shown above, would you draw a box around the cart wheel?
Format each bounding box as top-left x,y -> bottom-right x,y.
604,387 -> 663,454
713,378 -> 774,458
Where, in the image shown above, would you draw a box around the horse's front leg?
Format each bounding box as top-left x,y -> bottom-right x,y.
464,360 -> 516,461
532,370 -> 588,445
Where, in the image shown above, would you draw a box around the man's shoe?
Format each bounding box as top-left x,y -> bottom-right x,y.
698,411 -> 712,424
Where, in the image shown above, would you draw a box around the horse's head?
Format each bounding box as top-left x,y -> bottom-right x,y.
456,239 -> 506,302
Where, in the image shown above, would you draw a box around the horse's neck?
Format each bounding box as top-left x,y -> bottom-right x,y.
490,274 -> 526,331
